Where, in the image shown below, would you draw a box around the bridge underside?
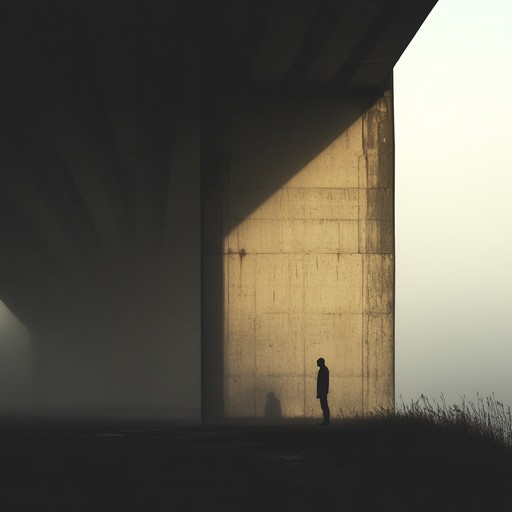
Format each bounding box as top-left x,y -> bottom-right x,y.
0,0 -> 437,419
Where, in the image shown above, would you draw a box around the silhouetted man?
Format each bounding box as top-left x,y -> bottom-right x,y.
316,358 -> 330,425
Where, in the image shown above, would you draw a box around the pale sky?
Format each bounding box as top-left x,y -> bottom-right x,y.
394,0 -> 512,405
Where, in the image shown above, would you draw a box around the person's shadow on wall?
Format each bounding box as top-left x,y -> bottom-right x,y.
264,392 -> 282,421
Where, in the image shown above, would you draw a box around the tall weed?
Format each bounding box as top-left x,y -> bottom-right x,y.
373,394 -> 512,448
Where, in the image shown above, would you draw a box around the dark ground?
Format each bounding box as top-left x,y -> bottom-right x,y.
1,415 -> 511,511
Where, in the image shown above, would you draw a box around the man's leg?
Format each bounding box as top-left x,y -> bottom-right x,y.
324,397 -> 330,424
320,396 -> 330,425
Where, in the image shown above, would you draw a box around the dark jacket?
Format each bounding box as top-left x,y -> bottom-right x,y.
317,366 -> 329,397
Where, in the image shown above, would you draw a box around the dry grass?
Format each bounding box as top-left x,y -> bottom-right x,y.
370,393 -> 512,448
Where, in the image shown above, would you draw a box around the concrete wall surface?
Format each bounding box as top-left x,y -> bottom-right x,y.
203,91 -> 394,421
31,94 -> 202,414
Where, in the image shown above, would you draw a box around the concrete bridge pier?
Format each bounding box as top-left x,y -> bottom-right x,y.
202,87 -> 395,422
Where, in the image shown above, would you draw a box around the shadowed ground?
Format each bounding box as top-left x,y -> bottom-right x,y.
1,416 -> 510,511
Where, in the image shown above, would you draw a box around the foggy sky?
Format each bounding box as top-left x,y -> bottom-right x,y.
394,0 -> 512,405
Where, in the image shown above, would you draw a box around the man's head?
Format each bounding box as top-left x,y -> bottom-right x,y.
316,358 -> 325,367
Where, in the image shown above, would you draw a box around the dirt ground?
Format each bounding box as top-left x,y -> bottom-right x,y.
0,415 -> 510,511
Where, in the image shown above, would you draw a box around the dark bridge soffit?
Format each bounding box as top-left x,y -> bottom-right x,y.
203,0 -> 438,93
0,0 -> 437,331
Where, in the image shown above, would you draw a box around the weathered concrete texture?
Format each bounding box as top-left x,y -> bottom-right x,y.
203,91 -> 394,420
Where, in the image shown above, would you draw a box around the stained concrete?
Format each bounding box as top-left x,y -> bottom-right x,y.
203,91 -> 394,421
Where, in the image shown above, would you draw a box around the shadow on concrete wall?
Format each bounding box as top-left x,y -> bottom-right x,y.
202,92 -> 384,233
264,392 -> 282,421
